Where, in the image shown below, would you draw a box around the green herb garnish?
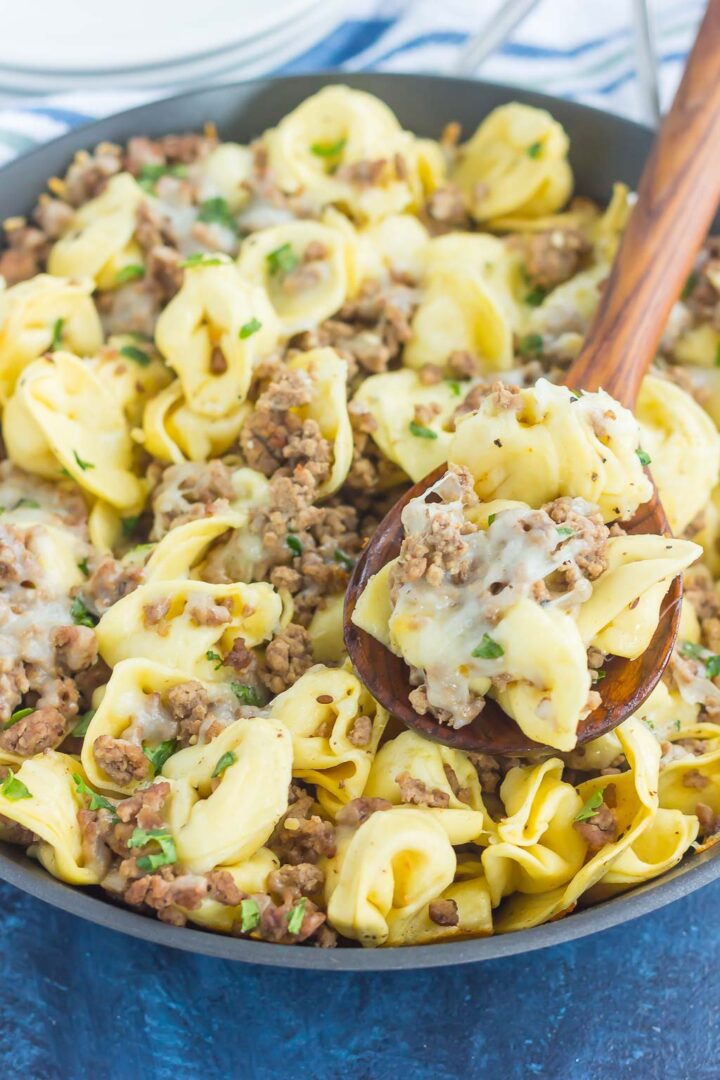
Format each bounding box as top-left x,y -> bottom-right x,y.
230,682 -> 262,707
115,264 -> 145,285
14,498 -> 39,509
119,344 -> 151,367
78,558 -> 90,577
72,450 -> 95,472
239,317 -> 262,340
121,515 -> 140,538
487,513 -> 497,526
72,773 -> 118,815
556,525 -> 575,538
50,317 -> 64,350
526,141 -> 542,159
179,252 -> 226,268
446,380 -> 462,397
129,827 -> 177,872
142,739 -> 177,775
408,420 -> 438,440
681,271 -> 699,300
635,448 -> 652,466
287,897 -> 307,935
239,897 -> 261,933
334,548 -> 355,571
211,750 -> 236,779
524,285 -> 548,307
71,709 -> 95,738
518,333 -> 544,358
595,669 -> 606,681
266,243 -> 299,277
137,162 -> 187,192
681,641 -> 704,659
310,137 -> 347,159
706,655 -> 720,679
197,196 -> 238,233
471,634 -> 504,660
3,707 -> 32,729
286,534 -> 303,557
70,596 -> 97,628
0,772 -> 31,801
206,650 -> 224,670
575,789 -> 604,822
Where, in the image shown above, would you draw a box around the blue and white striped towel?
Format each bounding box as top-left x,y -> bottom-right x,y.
0,0 -> 705,167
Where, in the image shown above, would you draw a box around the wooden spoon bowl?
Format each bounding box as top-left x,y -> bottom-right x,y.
344,0 -> 720,755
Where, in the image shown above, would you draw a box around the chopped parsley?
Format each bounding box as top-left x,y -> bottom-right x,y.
518,333 -> 544,358
446,380 -> 463,397
575,789 -> 604,822
72,449 -> 95,472
716,341 -> 720,368
0,772 -> 31,801
287,897 -> 307,935
267,243 -> 299,277
334,548 -> 355,571
526,140 -> 543,158
50,317 -> 64,350
206,650 -> 224,670
115,264 -> 145,285
211,750 -> 236,778
71,708 -> 95,738
595,669 -> 606,682
524,284 -> 548,307
3,707 -> 32,729
197,196 -> 238,233
706,655 -> 720,679
119,344 -> 152,367
487,513 -> 497,526
681,641 -> 704,659
310,137 -> 347,159
408,420 -> 438,440
230,682 -> 262,707
556,525 -> 575,538
240,897 -> 261,933
137,162 -> 187,192
471,633 -> 504,660
142,739 -> 177,775
686,639 -> 720,679
72,773 -> 118,816
239,317 -> 262,340
121,515 -> 140,538
78,557 -> 90,577
635,448 -> 652,466
70,596 -> 97,628
286,534 -> 303,557
681,271 -> 699,300
179,252 -> 227,269
128,827 -> 177,872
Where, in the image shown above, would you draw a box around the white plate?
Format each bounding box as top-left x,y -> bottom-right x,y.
0,0 -> 326,73
0,0 -> 343,98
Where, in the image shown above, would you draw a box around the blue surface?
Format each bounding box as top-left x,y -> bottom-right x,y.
1,877 -> 718,1079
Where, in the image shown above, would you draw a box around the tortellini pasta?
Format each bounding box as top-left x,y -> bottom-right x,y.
452,103 -> 573,225
48,173 -> 146,288
450,378 -> 653,521
163,716 -> 292,873
96,578 -> 282,674
237,220 -> 351,336
286,348 -> 353,496
141,379 -> 251,463
3,351 -> 145,509
268,665 -> 388,814
155,261 -> 279,416
324,808 -> 457,946
0,274 -> 102,402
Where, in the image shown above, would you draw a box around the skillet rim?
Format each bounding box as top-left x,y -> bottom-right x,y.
0,69 -> 717,969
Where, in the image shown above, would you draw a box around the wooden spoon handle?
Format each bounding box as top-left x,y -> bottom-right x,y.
566,0 -> 720,405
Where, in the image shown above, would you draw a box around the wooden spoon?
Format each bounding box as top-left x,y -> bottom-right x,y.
344,0 -> 720,755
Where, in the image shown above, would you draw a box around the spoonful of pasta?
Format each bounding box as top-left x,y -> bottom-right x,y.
344,0 -> 720,756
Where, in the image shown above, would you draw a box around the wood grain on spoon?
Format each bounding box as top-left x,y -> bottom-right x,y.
344,0 -> 720,755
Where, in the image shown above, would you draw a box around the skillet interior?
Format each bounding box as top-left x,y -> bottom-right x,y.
0,70 -> 717,969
